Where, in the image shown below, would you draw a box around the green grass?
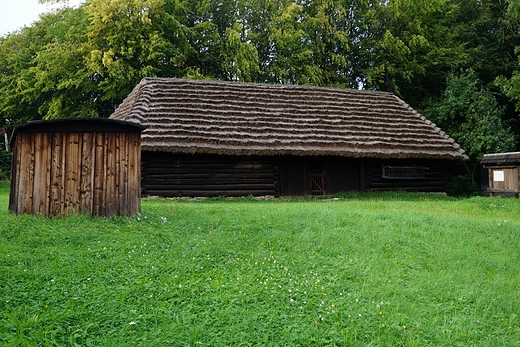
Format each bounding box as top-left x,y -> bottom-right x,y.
1,184 -> 519,346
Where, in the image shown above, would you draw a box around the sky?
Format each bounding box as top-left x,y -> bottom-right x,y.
0,0 -> 83,37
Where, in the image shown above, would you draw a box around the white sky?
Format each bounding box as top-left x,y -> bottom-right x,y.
0,0 -> 84,37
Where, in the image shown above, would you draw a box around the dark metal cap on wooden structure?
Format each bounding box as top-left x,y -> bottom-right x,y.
481,152 -> 520,166
9,118 -> 144,216
110,78 -> 468,161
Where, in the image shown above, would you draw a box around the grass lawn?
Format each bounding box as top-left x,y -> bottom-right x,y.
0,182 -> 519,346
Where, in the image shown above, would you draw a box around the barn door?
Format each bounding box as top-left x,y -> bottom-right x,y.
310,160 -> 324,196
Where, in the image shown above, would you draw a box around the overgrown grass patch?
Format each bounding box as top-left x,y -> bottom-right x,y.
1,186 -> 519,346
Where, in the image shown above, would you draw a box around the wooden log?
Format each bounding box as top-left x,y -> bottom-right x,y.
50,132 -> 65,215
144,183 -> 276,191
80,132 -> 95,213
117,132 -> 128,215
106,133 -> 117,216
32,132 -> 51,215
94,132 -> 105,216
144,178 -> 276,185
21,133 -> 35,214
144,189 -> 276,197
64,132 -> 81,214
127,133 -> 141,215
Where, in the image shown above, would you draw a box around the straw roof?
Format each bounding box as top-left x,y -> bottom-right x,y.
481,152 -> 520,165
110,78 -> 468,160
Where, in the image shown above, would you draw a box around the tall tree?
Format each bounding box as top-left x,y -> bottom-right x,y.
426,70 -> 516,180
222,22 -> 260,81
496,0 -> 520,112
84,0 -> 188,102
0,7 -> 96,124
28,7 -> 105,119
369,0 -> 520,114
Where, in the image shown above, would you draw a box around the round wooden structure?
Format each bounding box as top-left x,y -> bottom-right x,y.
9,118 -> 144,216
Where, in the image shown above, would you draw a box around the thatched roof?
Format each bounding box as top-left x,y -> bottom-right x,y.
481,152 -> 520,165
110,78 -> 468,160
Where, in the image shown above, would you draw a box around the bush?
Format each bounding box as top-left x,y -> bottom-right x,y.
0,150 -> 12,181
447,174 -> 480,197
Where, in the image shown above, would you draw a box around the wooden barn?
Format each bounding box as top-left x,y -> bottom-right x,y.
481,152 -> 520,198
110,78 -> 468,197
9,118 -> 144,216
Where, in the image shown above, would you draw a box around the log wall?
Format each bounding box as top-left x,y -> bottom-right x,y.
10,129 -> 141,216
278,156 -> 360,196
141,155 -> 457,197
363,159 -> 454,192
141,152 -> 278,197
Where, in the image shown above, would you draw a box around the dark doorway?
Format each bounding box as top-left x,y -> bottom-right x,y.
310,160 -> 324,196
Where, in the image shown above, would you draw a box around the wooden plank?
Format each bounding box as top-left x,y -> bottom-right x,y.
518,168 -> 520,194
488,169 -> 494,196
487,188 -> 520,193
106,133 -> 117,216
43,133 -> 52,215
31,132 -> 43,214
145,189 -> 276,198
64,132 -> 81,214
80,132 -> 95,214
144,183 -> 276,190
32,132 -> 51,215
506,168 -> 518,191
127,133 -> 141,214
50,132 -> 65,215
142,163 -> 276,172
144,178 -> 276,185
21,133 -> 35,214
93,133 -> 105,216
118,132 -> 128,215
142,172 -> 276,180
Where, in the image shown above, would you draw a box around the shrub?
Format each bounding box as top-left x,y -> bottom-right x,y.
0,150 -> 12,181
447,174 -> 480,197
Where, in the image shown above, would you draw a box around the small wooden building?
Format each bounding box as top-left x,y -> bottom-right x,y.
481,152 -> 520,198
9,118 -> 144,216
110,78 -> 468,197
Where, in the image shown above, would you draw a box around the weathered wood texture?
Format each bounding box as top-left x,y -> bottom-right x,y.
278,156 -> 360,196
481,152 -> 520,198
485,166 -> 520,198
142,153 -> 364,198
10,122 -> 142,216
142,154 -> 458,197
142,152 -> 278,197
363,159 -> 454,192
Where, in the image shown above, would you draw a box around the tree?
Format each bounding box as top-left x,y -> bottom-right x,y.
222,22 -> 260,81
84,0 -> 185,102
28,7 -> 106,119
496,0 -> 520,112
425,70 -> 516,181
0,8 -> 93,125
369,0 -> 520,115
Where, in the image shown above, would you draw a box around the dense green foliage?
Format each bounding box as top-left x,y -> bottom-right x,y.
426,69 -> 517,180
1,186 -> 519,346
0,151 -> 11,181
1,0 -> 519,163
